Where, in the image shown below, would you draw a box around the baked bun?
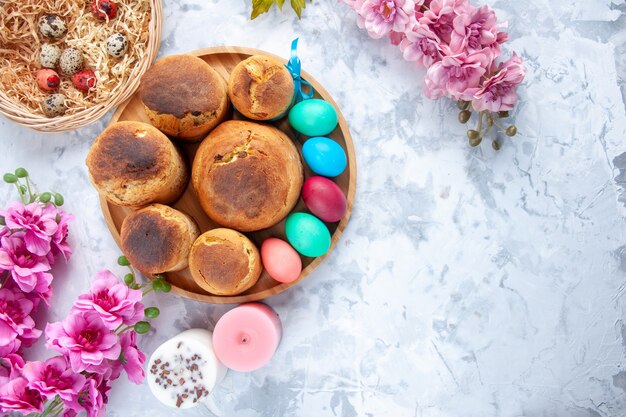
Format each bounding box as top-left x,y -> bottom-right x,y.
228,55 -> 294,121
139,54 -> 229,141
192,120 -> 303,232
86,121 -> 188,207
188,228 -> 262,296
120,204 -> 200,274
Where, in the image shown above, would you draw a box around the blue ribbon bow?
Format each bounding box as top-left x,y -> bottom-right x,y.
285,38 -> 314,104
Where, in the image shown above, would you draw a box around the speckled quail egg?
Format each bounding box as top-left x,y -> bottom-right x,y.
59,48 -> 84,75
42,94 -> 66,117
39,43 -> 62,68
38,14 -> 67,39
105,33 -> 128,58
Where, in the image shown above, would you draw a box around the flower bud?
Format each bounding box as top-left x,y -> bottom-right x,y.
134,321 -> 151,334
3,173 -> 17,183
506,125 -> 517,136
14,168 -> 28,178
458,110 -> 471,124
117,255 -> 130,266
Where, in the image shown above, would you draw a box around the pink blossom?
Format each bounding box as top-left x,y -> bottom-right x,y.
46,205 -> 73,262
0,287 -> 41,347
450,5 -> 504,59
0,353 -> 25,385
78,375 -> 110,417
0,377 -> 45,414
0,233 -> 51,293
73,270 -> 144,330
45,311 -> 121,374
400,21 -> 451,67
471,53 -> 525,112
0,202 -> 58,256
354,0 -> 415,39
0,339 -> 21,357
110,331 -> 146,384
424,50 -> 490,100
419,0 -> 472,45
22,356 -> 85,404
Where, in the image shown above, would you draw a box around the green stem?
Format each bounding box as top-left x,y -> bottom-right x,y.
116,325 -> 134,335
25,176 -> 34,202
142,287 -> 155,296
14,183 -> 26,204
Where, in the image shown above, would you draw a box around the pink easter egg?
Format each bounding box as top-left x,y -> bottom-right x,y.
302,176 -> 347,223
261,238 -> 302,283
36,69 -> 60,92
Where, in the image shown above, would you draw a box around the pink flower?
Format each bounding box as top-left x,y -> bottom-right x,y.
0,233 -> 51,293
46,206 -> 73,262
0,287 -> 41,347
22,356 -> 85,404
45,311 -> 121,374
354,0 -> 415,39
73,270 -> 144,330
0,339 -> 21,357
471,53 -> 525,112
419,0 -> 472,45
0,377 -> 45,414
0,353 -> 25,385
0,202 -> 58,256
110,331 -> 146,384
450,5 -> 504,59
424,50 -> 490,100
78,375 -> 109,417
400,21 -> 451,67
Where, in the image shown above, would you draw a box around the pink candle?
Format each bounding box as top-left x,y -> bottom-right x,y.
212,303 -> 282,372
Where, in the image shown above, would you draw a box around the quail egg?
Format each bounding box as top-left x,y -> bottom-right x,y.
38,14 -> 67,39
105,33 -> 128,58
42,94 -> 67,117
39,43 -> 62,68
36,69 -> 61,91
59,48 -> 84,75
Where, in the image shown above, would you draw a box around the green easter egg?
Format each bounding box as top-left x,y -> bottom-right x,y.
285,212 -> 331,257
288,99 -> 338,137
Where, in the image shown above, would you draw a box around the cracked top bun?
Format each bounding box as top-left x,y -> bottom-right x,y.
228,55 -> 294,121
139,54 -> 229,141
120,204 -> 200,274
188,228 -> 262,296
191,120 -> 303,232
85,121 -> 188,208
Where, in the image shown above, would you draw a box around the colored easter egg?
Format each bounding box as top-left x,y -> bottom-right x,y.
36,69 -> 60,92
285,213 -> 331,257
302,137 -> 347,177
288,99 -> 338,137
261,238 -> 302,283
302,176 -> 347,223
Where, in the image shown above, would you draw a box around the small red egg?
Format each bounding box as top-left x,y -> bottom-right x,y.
261,238 -> 302,283
71,70 -> 97,92
91,0 -> 117,20
302,176 -> 347,223
36,69 -> 60,92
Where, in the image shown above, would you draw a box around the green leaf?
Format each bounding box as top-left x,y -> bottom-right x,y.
250,0 -> 308,19
251,0 -> 277,19
290,0 -> 306,18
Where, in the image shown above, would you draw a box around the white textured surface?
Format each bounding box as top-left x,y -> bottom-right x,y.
1,0 -> 626,416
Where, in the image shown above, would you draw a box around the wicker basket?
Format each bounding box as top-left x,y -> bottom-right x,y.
0,0 -> 162,133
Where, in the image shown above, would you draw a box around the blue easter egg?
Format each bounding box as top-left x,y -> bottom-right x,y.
302,137 -> 347,177
288,99 -> 338,137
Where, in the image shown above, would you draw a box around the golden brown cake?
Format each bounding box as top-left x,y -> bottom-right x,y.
85,121 -> 188,207
188,228 -> 262,296
139,54 -> 229,141
120,204 -> 200,274
191,120 -> 303,232
228,55 -> 294,121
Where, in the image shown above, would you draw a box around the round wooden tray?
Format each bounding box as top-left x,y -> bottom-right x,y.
100,46 -> 356,304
